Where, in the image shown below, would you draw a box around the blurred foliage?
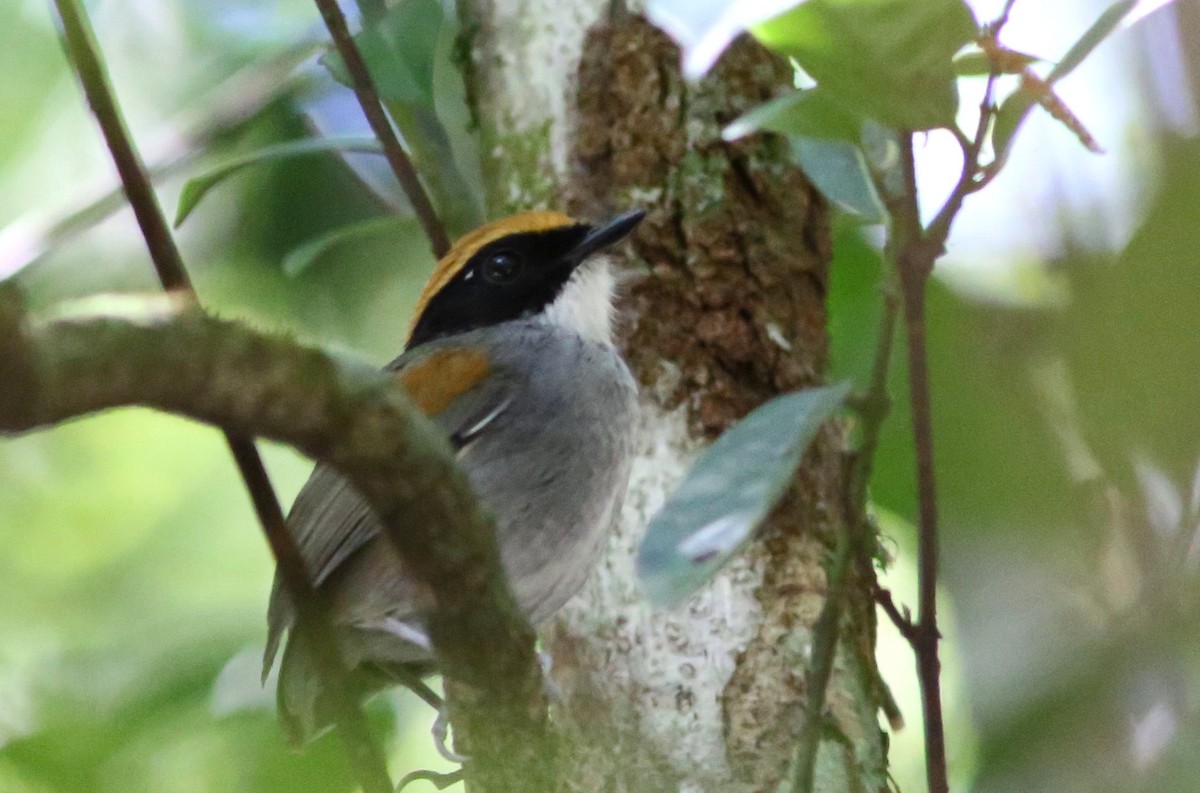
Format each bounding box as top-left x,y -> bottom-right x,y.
0,1 -> 448,790
827,129 -> 1200,793
2,1 -> 1200,793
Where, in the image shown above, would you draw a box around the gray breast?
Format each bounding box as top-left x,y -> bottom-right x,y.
460,322 -> 638,624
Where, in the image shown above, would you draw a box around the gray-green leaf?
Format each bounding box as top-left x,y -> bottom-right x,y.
791,137 -> 887,222
638,381 -> 851,607
723,88 -> 863,143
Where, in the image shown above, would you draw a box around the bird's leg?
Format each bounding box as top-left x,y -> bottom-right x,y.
395,767 -> 463,791
374,664 -> 465,763
431,705 -> 467,763
385,664 -> 443,710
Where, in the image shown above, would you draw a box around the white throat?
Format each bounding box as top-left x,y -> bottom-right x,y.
541,258 -> 616,345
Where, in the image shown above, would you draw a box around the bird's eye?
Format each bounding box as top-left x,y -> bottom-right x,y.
480,251 -> 522,283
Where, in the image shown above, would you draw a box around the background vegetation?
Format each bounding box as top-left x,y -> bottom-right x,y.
1,0 -> 1198,791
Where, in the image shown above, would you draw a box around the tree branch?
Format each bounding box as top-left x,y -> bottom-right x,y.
46,4 -> 400,789
312,0 -> 452,258
0,289 -> 552,788
51,0 -> 191,293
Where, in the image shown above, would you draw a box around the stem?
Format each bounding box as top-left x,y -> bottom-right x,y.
313,0 -> 452,258
52,0 -> 190,292
926,67 -> 1002,249
790,529 -> 851,791
901,270 -> 948,793
894,132 -> 948,793
48,4 -> 394,791
792,254 -> 901,793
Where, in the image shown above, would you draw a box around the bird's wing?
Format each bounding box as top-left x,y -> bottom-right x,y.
263,342 -> 519,675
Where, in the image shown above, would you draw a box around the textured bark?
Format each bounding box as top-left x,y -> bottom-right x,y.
460,4 -> 888,792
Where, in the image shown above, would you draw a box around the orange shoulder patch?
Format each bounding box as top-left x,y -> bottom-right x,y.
407,210 -> 577,341
396,348 -> 490,416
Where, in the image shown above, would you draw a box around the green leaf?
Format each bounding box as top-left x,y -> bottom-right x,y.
991,90 -> 1037,162
174,137 -> 382,227
791,137 -> 887,222
637,382 -> 851,606
952,47 -> 1041,77
990,0 -> 1173,159
723,88 -> 863,143
752,0 -> 978,130
320,0 -> 442,108
1046,0 -> 1137,84
281,216 -> 407,277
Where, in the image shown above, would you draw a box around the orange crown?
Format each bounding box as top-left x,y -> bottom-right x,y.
407,211 -> 577,340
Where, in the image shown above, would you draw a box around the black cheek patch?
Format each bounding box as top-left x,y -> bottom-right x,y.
407,225 -> 589,349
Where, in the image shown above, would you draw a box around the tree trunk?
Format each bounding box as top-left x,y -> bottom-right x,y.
458,4 -> 889,791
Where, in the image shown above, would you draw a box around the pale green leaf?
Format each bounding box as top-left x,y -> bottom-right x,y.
281,216 -> 407,277
637,382 -> 851,606
991,91 -> 1037,162
952,47 -> 1042,77
174,137 -> 382,228
1047,0 -> 1137,84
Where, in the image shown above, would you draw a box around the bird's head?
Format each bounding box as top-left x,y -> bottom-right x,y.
406,209 -> 644,349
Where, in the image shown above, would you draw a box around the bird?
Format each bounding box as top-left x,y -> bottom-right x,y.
262,208 -> 644,746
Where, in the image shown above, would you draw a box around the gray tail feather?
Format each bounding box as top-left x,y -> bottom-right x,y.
276,628 -> 341,747
275,628 -> 394,748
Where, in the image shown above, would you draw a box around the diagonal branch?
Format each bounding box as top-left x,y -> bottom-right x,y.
0,289 -> 553,788
47,2 -> 393,789
312,0 -> 451,258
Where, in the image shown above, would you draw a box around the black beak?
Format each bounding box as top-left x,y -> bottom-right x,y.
570,209 -> 645,262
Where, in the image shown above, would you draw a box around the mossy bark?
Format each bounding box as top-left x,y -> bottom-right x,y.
459,3 -> 889,791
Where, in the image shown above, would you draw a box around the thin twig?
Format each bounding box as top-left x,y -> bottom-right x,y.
997,0 -> 1020,29
1,43 -> 320,279
52,1 -> 189,292
895,130 -> 949,793
790,528 -> 851,791
48,3 -> 393,791
312,0 -> 451,258
791,252 -> 901,793
874,584 -> 917,640
926,67 -> 1002,249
